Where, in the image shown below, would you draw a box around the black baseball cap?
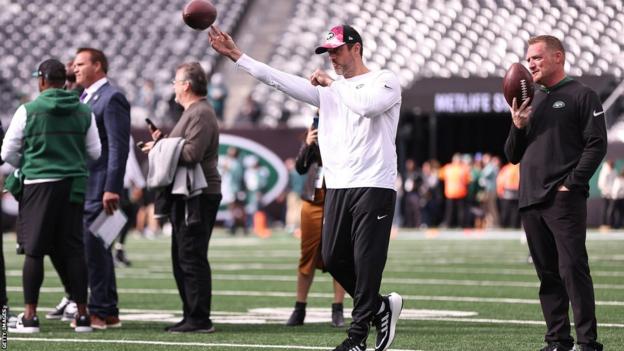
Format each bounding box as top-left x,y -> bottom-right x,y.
32,59 -> 66,83
315,25 -> 363,54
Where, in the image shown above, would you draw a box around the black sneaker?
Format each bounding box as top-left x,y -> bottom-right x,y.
167,321 -> 215,333
332,337 -> 366,351
540,342 -> 574,351
575,343 -> 604,351
45,296 -> 70,320
9,313 -> 40,333
164,318 -> 187,332
71,314 -> 93,333
6,308 -> 18,329
331,303 -> 345,328
372,292 -> 403,351
114,248 -> 132,267
286,302 -> 306,326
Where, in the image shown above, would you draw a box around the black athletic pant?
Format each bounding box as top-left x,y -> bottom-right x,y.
321,187 -> 395,342
0,222 -> 6,306
170,193 -> 221,327
520,191 -> 598,346
19,180 -> 88,305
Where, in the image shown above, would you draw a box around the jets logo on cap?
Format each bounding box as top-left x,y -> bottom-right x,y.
326,32 -> 335,40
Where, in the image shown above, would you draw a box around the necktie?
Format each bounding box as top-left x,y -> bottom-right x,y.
79,91 -> 87,102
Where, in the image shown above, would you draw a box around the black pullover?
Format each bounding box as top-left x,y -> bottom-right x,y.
504,77 -> 607,209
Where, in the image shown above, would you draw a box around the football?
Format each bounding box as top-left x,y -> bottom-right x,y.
503,62 -> 534,107
182,0 -> 217,31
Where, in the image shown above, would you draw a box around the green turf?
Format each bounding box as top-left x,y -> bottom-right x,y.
3,229 -> 623,350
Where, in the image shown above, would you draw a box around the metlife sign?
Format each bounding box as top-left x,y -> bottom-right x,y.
434,92 -> 510,114
403,76 -> 608,115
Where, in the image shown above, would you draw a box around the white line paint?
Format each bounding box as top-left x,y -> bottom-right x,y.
7,337 -> 422,351
423,317 -> 624,328
10,287 -> 624,306
8,266 -> 624,280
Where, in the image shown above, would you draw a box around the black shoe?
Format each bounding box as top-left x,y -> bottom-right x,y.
331,303 -> 345,327
114,248 -> 132,267
164,319 -> 187,331
7,308 -> 18,329
9,313 -> 40,333
286,302 -> 306,326
332,337 -> 366,351
71,314 -> 93,333
575,343 -> 604,351
167,321 -> 215,333
540,342 -> 574,351
45,296 -> 70,320
372,292 -> 403,351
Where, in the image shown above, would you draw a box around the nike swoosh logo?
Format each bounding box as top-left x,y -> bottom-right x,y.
384,84 -> 391,89
593,110 -> 605,117
377,215 -> 388,220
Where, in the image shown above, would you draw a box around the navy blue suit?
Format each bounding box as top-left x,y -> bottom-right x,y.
83,81 -> 130,318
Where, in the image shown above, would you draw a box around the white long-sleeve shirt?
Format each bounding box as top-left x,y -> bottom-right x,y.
1,105 -> 101,183
236,54 -> 401,190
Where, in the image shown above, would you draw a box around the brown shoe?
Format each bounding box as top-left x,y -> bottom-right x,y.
90,315 -> 107,330
105,316 -> 122,328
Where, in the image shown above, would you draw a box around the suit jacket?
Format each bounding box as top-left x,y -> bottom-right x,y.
85,82 -> 130,203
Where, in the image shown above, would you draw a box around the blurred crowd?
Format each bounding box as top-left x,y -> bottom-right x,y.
279,152 -> 523,234
597,159 -> 624,229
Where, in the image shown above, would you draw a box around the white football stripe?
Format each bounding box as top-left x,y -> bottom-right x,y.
7,287 -> 624,305
8,338 -> 423,351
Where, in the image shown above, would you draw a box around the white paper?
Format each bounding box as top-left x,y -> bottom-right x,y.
88,209 -> 128,249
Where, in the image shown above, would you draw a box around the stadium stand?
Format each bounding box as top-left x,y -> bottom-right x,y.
251,0 -> 624,126
0,0 -> 248,125
0,0 -> 623,127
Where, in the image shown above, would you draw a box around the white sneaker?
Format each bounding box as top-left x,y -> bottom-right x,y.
45,296 -> 70,320
372,292 -> 403,351
9,313 -> 40,333
61,301 -> 77,321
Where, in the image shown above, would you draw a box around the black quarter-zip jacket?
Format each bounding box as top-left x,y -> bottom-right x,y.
504,77 -> 607,209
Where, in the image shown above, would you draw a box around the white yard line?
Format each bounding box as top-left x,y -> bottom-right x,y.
7,338 -> 422,351
11,265 -> 623,278
9,287 -> 624,306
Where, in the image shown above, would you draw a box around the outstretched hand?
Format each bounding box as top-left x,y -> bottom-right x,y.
208,25 -> 242,61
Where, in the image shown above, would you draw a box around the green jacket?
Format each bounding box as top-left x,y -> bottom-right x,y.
10,89 -> 92,202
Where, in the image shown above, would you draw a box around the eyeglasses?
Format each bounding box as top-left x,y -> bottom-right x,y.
171,79 -> 188,85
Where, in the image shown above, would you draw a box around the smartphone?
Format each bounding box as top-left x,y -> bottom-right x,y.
145,118 -> 159,131
136,141 -> 145,149
312,117 -> 319,130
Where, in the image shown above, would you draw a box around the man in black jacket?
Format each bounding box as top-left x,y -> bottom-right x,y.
505,35 -> 606,351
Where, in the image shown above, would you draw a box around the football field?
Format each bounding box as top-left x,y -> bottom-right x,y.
3,228 -> 624,351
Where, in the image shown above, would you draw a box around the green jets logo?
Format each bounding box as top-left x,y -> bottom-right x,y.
217,134 -> 288,217
552,101 -> 565,109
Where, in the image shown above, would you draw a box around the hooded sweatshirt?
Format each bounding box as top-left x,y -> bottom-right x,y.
21,88 -> 93,180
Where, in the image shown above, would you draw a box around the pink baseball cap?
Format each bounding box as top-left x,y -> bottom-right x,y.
315,25 -> 363,54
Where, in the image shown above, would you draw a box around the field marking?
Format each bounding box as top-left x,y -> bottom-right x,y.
20,306 -> 624,329
7,287 -> 624,306
9,264 -> 623,278
6,263 -> 624,281
424,317 -> 624,328
7,338 -> 422,351
207,274 -> 624,290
